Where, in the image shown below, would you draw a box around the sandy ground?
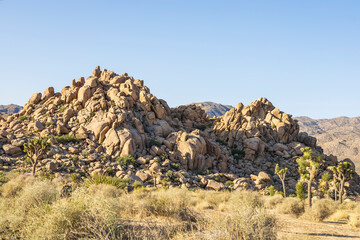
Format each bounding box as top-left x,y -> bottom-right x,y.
277,214 -> 360,240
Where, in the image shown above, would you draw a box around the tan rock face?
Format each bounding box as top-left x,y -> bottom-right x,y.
28,93 -> 42,105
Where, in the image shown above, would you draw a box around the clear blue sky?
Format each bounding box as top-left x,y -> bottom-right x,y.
0,0 -> 359,119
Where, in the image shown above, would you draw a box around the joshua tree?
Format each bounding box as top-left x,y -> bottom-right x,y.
330,161 -> 354,203
23,138 -> 51,176
275,164 -> 288,197
297,147 -> 322,207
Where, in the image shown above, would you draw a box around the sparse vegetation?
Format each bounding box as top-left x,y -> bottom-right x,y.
116,155 -> 137,167
1,173 -> 360,239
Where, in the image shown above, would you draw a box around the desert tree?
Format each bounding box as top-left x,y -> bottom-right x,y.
23,138 -> 51,176
330,161 -> 354,203
297,147 -> 322,207
275,164 -> 288,197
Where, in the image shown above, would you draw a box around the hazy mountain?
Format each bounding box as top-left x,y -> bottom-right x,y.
0,104 -> 22,115
192,102 -> 233,117
295,116 -> 360,169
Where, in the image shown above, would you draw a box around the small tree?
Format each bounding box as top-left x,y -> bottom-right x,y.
275,164 -> 288,198
297,147 -> 322,207
23,138 -> 51,176
331,161 -> 354,203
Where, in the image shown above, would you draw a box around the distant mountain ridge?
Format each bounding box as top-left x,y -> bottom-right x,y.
192,102 -> 233,117
0,104 -> 22,115
294,116 -> 360,168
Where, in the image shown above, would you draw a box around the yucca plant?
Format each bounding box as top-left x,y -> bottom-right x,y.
84,173 -> 130,189
23,138 -> 51,176
275,164 -> 288,198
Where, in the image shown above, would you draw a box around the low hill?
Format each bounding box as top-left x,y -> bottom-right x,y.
0,104 -> 22,115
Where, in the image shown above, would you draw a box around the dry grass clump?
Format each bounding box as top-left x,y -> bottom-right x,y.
348,205 -> 360,228
305,199 -> 337,222
277,197 -> 305,217
327,209 -> 349,222
0,173 -> 34,198
264,195 -> 284,209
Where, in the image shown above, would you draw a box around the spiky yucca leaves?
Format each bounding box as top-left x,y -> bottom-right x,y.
275,164 -> 288,198
330,161 -> 354,203
296,147 -> 323,207
84,173 -> 130,189
23,138 -> 51,176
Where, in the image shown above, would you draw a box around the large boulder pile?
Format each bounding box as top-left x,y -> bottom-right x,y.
0,66 -> 358,195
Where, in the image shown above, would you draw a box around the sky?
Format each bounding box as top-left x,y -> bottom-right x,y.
0,0 -> 359,119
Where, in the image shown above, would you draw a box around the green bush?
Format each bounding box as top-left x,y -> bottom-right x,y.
53,135 -> 81,144
116,155 -> 137,167
133,180 -> 143,189
171,163 -> 180,170
45,121 -> 55,127
0,172 -> 9,185
225,180 -> 234,188
19,116 -> 27,121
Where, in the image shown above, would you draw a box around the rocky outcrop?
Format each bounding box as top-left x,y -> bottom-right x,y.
0,66 -> 358,195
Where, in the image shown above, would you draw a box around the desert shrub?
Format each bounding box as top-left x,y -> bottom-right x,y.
306,199 -> 338,222
277,197 -> 305,217
84,174 -> 130,189
347,205 -> 360,228
16,180 -> 57,211
328,209 -> 349,222
143,188 -> 194,221
150,138 -> 161,147
264,195 -> 283,209
133,180 -> 143,189
88,184 -> 122,198
53,134 -> 81,144
116,155 -> 137,167
0,174 -> 34,198
185,190 -> 276,240
349,214 -> 360,228
0,171 -> 8,185
45,121 -> 55,127
225,180 -> 233,188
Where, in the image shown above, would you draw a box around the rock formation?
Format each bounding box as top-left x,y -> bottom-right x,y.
0,66 -> 358,195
